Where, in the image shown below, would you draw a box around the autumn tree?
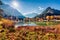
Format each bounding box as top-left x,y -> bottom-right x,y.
46,16 -> 50,21
46,16 -> 54,21
50,16 -> 54,20
1,19 -> 14,28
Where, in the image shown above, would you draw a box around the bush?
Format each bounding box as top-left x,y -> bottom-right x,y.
9,28 -> 15,32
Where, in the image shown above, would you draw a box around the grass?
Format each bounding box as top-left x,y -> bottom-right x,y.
35,21 -> 60,26
0,20 -> 60,40
26,21 -> 60,26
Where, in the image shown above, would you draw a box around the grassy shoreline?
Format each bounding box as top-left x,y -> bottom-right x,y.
34,21 -> 60,26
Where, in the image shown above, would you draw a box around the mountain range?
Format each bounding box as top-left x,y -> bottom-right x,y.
0,1 -> 60,19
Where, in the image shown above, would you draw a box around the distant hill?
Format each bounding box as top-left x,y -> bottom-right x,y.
0,0 -> 25,19
25,13 -> 38,18
35,7 -> 60,19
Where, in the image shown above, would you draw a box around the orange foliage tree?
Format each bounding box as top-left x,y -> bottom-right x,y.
46,16 -> 54,21
46,16 -> 50,21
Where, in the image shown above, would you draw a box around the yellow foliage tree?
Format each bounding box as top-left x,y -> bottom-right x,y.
1,18 -> 14,28
46,16 -> 54,21
50,16 -> 54,20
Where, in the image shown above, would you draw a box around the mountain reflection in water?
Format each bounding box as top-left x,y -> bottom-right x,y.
15,22 -> 37,28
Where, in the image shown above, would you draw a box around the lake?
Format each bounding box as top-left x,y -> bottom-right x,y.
15,22 -> 37,28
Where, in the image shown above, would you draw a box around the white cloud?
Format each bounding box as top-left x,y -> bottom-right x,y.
22,9 -> 38,15
38,6 -> 44,10
18,6 -> 44,16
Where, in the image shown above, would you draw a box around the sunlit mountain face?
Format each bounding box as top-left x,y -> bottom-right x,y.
35,7 -> 60,19
0,1 -> 25,19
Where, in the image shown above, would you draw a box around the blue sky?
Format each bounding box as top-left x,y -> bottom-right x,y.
1,0 -> 60,15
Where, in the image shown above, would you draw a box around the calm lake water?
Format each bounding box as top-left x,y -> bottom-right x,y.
15,22 -> 37,28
